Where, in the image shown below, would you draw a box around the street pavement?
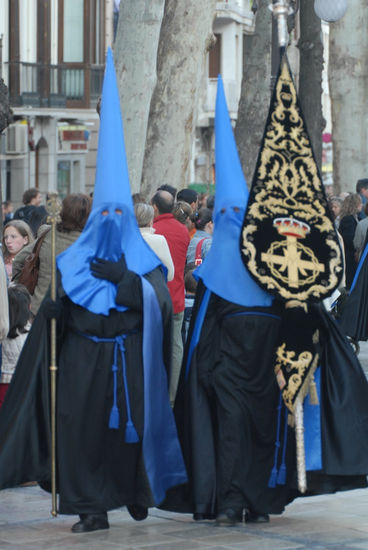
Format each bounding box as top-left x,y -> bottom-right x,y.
0,344 -> 367,550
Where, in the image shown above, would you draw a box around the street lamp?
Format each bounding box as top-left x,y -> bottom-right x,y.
269,0 -> 298,48
314,0 -> 347,22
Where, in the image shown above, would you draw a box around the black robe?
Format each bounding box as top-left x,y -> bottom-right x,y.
162,283 -> 368,517
0,267 -> 186,515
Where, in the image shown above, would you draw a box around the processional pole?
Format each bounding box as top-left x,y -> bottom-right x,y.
269,0 -> 308,495
46,193 -> 61,517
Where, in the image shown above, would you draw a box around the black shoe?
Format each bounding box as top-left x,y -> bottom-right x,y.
71,513 -> 109,533
193,512 -> 216,521
244,509 -> 270,523
216,508 -> 243,526
127,504 -> 148,521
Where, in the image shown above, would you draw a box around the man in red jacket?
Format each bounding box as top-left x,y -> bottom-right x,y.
152,190 -> 190,405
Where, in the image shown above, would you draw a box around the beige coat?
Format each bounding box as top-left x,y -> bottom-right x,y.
12,227 -> 81,316
0,254 -> 9,340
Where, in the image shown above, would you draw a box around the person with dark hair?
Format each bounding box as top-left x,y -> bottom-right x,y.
13,188 -> 48,237
132,192 -> 147,205
152,190 -> 190,405
0,284 -> 31,407
182,263 -> 197,344
354,201 -> 368,259
157,184 -> 177,199
152,190 -> 174,214
176,189 -> 198,212
12,193 -> 92,316
186,207 -> 213,265
206,194 -> 215,211
356,178 -> 368,220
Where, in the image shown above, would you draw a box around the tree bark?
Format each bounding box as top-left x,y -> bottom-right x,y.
297,0 -> 324,171
140,0 -> 217,198
329,0 -> 368,194
0,78 -> 12,134
235,0 -> 273,187
113,0 -> 166,194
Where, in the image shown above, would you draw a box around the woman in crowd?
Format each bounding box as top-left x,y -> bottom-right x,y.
329,196 -> 343,228
173,201 -> 194,233
186,207 -> 213,265
339,193 -> 362,289
12,193 -> 91,316
2,220 -> 34,279
134,202 -> 174,281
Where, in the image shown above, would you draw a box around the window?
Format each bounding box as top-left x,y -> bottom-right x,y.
209,34 -> 221,78
63,1 -> 84,63
58,0 -> 105,107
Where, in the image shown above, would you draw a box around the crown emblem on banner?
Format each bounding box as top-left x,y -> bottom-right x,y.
273,218 -> 310,240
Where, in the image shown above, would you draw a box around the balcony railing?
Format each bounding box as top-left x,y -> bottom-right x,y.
7,61 -> 104,109
204,78 -> 239,114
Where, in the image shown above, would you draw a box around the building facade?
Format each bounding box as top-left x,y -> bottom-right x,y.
1,1 -> 325,205
0,0 -> 115,207
191,0 -> 256,188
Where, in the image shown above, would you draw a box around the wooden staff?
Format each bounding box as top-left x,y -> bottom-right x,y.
46,193 -> 61,517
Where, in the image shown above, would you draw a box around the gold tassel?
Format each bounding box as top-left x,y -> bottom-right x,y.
308,376 -> 319,405
288,413 -> 295,428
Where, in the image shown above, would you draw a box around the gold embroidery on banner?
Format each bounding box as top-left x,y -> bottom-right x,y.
275,342 -> 319,413
242,60 -> 342,301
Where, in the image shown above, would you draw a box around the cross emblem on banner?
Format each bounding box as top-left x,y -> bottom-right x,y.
261,218 -> 325,288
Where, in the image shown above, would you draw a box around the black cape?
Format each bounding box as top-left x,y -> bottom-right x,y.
162,283 -> 368,516
0,267 -> 186,515
340,244 -> 368,342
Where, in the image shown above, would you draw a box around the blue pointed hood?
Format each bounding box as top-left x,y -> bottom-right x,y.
195,75 -> 273,307
57,48 -> 162,315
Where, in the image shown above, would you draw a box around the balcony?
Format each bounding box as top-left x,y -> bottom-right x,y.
215,1 -> 255,28
7,61 -> 104,109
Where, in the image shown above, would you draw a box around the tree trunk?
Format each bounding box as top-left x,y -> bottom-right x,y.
235,0 -> 273,187
297,0 -> 324,171
329,0 -> 368,194
0,78 -> 12,235
140,0 -> 217,198
0,78 -> 12,134
113,0 -> 166,194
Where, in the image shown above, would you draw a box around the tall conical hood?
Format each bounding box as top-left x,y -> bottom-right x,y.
92,47 -> 133,210
57,48 -> 162,315
195,75 -> 273,307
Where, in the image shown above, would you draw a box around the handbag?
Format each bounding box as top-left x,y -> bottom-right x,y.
194,237 -> 210,266
17,227 -> 51,295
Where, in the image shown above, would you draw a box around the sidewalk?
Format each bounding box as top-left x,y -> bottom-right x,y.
0,484 -> 367,549
1,347 -> 367,549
